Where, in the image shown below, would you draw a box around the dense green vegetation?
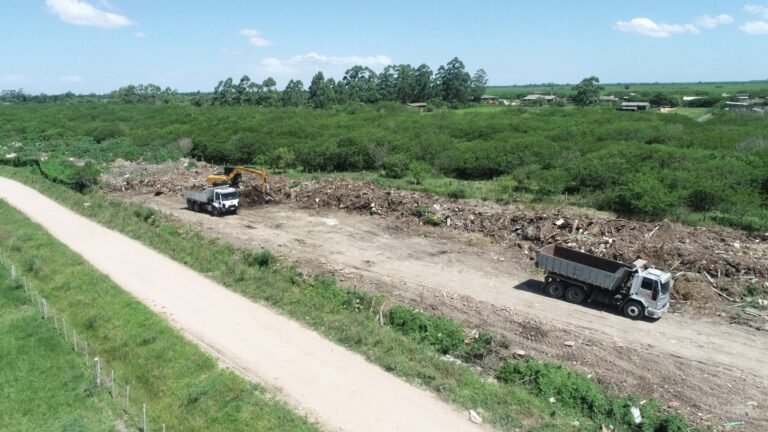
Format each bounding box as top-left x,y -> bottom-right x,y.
0,266 -> 120,431
2,102 -> 766,229
0,166 -> 700,431
0,200 -> 322,432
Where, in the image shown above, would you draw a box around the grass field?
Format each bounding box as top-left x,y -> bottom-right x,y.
0,199 -> 322,432
0,265 -> 120,432
0,166 -> 698,431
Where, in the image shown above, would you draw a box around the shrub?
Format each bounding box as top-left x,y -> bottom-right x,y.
388,306 -> 465,354
409,161 -> 432,185
242,249 -> 277,268
382,154 -> 409,179
496,360 -> 608,418
446,186 -> 469,199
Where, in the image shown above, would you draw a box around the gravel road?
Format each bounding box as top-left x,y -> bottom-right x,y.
0,176 -> 488,432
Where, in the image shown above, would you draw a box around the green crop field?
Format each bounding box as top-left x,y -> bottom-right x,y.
487,81 -> 768,99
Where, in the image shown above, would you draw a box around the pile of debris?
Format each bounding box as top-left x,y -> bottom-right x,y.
103,162 -> 768,305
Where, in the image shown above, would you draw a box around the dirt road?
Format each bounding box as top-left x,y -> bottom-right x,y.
0,176 -> 489,432
134,194 -> 768,429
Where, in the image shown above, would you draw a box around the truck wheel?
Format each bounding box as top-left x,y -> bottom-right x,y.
544,281 -> 565,298
565,285 -> 586,304
193,202 -> 200,212
622,301 -> 645,320
186,199 -> 193,210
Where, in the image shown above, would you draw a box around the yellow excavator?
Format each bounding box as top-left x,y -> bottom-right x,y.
207,166 -> 268,193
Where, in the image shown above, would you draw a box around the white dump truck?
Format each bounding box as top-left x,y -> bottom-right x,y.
181,185 -> 240,216
535,244 -> 672,319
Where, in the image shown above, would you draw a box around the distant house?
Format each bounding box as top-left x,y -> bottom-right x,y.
724,101 -> 763,113
737,94 -> 750,101
619,102 -> 651,112
522,93 -> 558,103
480,95 -> 500,104
406,102 -> 427,108
682,96 -> 703,102
599,95 -> 620,103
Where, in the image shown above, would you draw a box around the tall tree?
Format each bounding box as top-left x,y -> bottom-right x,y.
572,76 -> 603,107
308,71 -> 335,108
470,69 -> 488,101
436,57 -> 472,103
377,65 -> 397,101
413,64 -> 434,102
281,79 -> 307,107
342,65 -> 379,103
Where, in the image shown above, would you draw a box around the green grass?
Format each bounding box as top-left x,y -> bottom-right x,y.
0,166 -> 700,431
0,200 -> 322,432
0,266 -> 120,431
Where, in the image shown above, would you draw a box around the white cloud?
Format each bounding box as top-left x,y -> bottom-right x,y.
252,52 -> 392,85
744,4 -> 768,18
45,0 -> 133,28
134,31 -> 146,38
694,14 -> 734,29
740,20 -> 768,34
239,29 -> 272,47
259,52 -> 392,73
59,74 -> 83,83
614,18 -> 699,37
1,74 -> 27,84
742,4 -> 768,34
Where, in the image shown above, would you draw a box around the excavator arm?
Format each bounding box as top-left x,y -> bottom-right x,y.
207,166 -> 268,193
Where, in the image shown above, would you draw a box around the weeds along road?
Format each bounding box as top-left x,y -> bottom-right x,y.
133,194 -> 768,428
0,176 -> 488,432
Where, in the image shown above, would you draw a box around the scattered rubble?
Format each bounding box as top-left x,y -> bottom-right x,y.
103,161 -> 768,315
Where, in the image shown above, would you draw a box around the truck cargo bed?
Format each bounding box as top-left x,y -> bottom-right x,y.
536,244 -> 631,291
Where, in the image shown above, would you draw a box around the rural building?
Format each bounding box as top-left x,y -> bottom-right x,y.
618,102 -> 650,112
480,95 -> 500,104
406,102 -> 427,108
682,96 -> 703,102
599,95 -> 620,103
724,102 -> 763,113
522,93 -> 558,103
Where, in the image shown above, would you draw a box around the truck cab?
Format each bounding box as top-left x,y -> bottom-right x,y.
626,268 -> 672,319
212,187 -> 240,214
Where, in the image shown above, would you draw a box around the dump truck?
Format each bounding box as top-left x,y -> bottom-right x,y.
535,244 -> 671,319
182,185 -> 239,216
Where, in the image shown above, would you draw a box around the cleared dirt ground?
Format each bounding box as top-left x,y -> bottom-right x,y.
127,192 -> 768,430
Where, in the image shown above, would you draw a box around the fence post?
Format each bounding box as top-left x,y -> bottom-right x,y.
126,385 -> 130,409
10,264 -> 16,280
143,403 -> 147,432
84,341 -> 88,361
53,309 -> 58,331
95,357 -> 101,386
163,424 -> 166,432
73,329 -> 77,352
63,318 -> 68,341
111,370 -> 115,397
42,299 -> 48,320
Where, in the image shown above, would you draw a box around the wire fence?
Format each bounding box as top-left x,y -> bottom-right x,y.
0,251 -> 168,432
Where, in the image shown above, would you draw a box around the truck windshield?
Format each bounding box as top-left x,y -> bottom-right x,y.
219,192 -> 238,201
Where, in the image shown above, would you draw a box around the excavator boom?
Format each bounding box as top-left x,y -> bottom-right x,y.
207,166 -> 268,193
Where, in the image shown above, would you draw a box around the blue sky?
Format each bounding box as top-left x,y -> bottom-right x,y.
1,0 -> 767,93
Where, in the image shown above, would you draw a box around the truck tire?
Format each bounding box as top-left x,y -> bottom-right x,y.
186,199 -> 194,210
544,281 -> 565,298
622,301 -> 645,320
565,285 -> 586,304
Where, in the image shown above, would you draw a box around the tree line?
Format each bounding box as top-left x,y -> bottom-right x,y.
208,57 -> 487,108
